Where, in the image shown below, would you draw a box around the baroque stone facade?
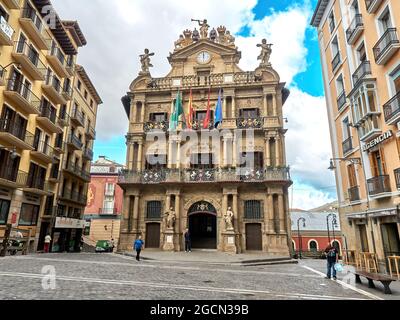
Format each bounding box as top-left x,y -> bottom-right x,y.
118,22 -> 292,255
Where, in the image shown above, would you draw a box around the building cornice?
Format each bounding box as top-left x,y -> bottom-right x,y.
310,0 -> 330,27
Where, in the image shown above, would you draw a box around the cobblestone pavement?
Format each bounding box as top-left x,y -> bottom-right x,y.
0,253 -> 397,300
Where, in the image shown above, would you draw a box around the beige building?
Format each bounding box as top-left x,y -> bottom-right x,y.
118,23 -> 292,254
0,0 -> 102,252
311,0 -> 400,271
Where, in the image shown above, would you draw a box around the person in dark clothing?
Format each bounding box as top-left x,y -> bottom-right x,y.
324,242 -> 339,280
184,229 -> 191,252
133,235 -> 144,261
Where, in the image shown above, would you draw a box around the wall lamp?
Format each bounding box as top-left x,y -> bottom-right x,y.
328,157 -> 362,170
0,146 -> 18,160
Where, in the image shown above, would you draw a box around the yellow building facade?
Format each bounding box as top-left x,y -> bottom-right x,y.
312,0 -> 400,271
0,0 -> 101,252
118,23 -> 292,255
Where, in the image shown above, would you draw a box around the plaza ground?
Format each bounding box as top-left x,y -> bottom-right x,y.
0,251 -> 398,300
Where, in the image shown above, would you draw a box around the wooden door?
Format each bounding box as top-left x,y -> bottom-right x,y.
359,224 -> 369,252
246,223 -> 262,251
145,223 -> 160,248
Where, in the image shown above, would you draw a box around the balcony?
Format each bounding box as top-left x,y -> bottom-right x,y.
348,186 -> 360,202
331,52 -> 341,73
0,66 -> 5,86
65,56 -> 75,77
3,0 -> 22,9
352,61 -> 371,89
144,121 -> 168,133
60,188 -> 87,205
12,41 -> 46,80
70,108 -> 85,127
64,162 -> 91,182
359,117 -> 382,142
383,92 -> 400,125
364,0 -> 383,13
394,168 -> 400,189
4,79 -> 40,115
19,7 -> 50,50
42,206 -> 57,218
66,134 -> 83,150
31,140 -> 55,164
367,175 -> 391,197
342,137 -> 353,155
54,135 -> 64,154
118,167 -> 291,185
46,42 -> 68,78
191,120 -> 214,130
337,91 -> 347,111
42,75 -> 67,105
58,109 -> 70,128
0,167 -> 28,189
37,104 -> 63,134
85,125 -> 96,140
99,208 -> 118,215
83,147 -> 93,161
62,81 -> 73,101
0,16 -> 14,46
373,28 -> 400,65
24,179 -> 50,196
236,117 -> 263,129
0,119 -> 34,150
48,164 -> 60,182
346,14 -> 364,45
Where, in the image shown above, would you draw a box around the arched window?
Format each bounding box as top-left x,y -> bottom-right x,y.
309,240 -> 318,252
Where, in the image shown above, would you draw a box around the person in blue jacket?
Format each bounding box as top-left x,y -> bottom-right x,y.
133,235 -> 144,261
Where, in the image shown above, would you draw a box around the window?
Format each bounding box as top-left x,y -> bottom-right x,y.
103,197 -> 115,214
378,8 -> 392,34
27,162 -> 46,189
331,36 -> 339,57
0,149 -> 20,182
309,240 -> 318,252
342,117 -> 351,141
357,42 -> 367,64
190,153 -> 214,169
244,200 -> 262,219
329,11 -> 335,33
105,183 -> 115,195
146,201 -> 162,219
90,99 -> 93,108
146,154 -> 167,170
19,203 -> 39,226
240,152 -> 264,169
84,90 -> 88,99
0,199 -> 10,225
370,148 -> 386,177
0,5 -> 9,21
336,75 -> 345,95
239,108 -> 259,118
77,80 -> 82,91
149,113 -> 167,122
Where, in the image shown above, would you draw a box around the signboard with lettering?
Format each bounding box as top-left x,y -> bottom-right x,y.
0,16 -> 14,40
362,131 -> 393,152
55,217 -> 85,229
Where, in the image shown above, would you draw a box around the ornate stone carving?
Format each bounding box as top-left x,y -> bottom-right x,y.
164,207 -> 176,229
257,39 -> 272,67
139,49 -> 155,75
224,207 -> 234,230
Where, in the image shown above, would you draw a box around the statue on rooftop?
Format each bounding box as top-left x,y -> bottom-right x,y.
257,39 -> 272,67
192,19 -> 209,39
139,48 -> 154,74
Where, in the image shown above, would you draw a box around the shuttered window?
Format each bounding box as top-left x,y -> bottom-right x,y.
244,200 -> 262,219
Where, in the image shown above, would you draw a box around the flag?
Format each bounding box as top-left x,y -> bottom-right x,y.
169,90 -> 183,131
186,89 -> 194,129
203,87 -> 211,129
214,88 -> 223,128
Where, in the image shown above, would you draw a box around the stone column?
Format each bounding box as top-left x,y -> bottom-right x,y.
175,193 -> 181,250
231,96 -> 236,118
176,139 -> 181,169
223,96 -> 227,119
281,135 -> 286,166
140,101 -> 145,123
167,139 -> 173,168
265,137 -> 270,167
130,195 -> 140,233
232,192 -> 238,233
232,135 -> 237,167
272,94 -> 277,116
223,137 -> 228,167
132,101 -> 137,123
278,194 -> 285,233
275,136 -> 280,167
268,194 -> 274,233
263,94 -> 268,117
137,141 -> 143,171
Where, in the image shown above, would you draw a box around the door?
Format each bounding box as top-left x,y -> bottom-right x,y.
145,223 -> 160,248
37,221 -> 50,251
359,224 -> 369,252
381,223 -> 400,257
189,214 -> 217,249
246,223 -> 262,251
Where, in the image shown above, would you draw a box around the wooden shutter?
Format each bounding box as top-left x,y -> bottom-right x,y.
347,164 -> 357,187
394,75 -> 400,93
379,147 -> 387,174
369,152 -> 379,177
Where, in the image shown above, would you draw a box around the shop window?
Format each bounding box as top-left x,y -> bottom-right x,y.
19,203 -> 39,226
0,199 -> 10,224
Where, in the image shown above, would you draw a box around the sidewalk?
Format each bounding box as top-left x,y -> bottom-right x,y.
118,249 -> 297,266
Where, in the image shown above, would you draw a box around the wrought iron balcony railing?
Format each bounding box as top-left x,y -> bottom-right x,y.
373,28 -> 399,63
346,14 -> 363,43
191,120 -> 214,130
50,41 -> 65,65
144,120 -> 169,132
71,107 -> 84,126
22,7 -> 44,34
0,119 -> 34,146
14,40 -> 46,71
64,161 -> 91,181
83,147 -> 93,160
0,166 -> 28,186
394,168 -> 400,189
33,140 -> 54,158
348,185 -> 360,202
337,90 -> 347,111
44,74 -> 62,93
67,134 -> 83,149
38,103 -> 57,124
342,137 -> 353,155
236,117 -> 263,129
6,78 -> 41,112
367,175 -> 391,196
331,52 -> 341,71
383,91 -> 400,123
352,61 -> 371,88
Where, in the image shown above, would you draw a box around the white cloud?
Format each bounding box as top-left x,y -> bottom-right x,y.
290,182 -> 337,210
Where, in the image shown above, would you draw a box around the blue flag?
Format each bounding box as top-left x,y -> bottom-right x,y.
214,89 -> 223,128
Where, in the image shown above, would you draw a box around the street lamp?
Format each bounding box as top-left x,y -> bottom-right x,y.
0,146 -> 18,159
297,217 -> 306,259
328,157 -> 361,170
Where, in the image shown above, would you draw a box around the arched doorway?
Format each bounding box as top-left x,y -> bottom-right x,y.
188,201 -> 217,249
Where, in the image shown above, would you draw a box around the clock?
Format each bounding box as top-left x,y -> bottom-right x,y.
197,51 -> 211,64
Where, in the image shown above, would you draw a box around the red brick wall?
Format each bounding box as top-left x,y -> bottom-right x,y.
84,175 -> 123,215
292,235 -> 342,252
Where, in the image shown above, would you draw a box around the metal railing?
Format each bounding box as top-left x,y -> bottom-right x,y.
67,134 -> 83,149
71,107 -> 84,126
331,52 -> 341,71
383,91 -> 400,123
346,14 -> 363,43
64,161 -> 91,181
342,137 -> 353,155
44,74 -> 62,94
348,186 -> 360,202
144,121 -> 168,132
49,41 -> 65,65
38,103 -> 57,124
0,165 -> 27,186
118,167 -> 291,184
191,119 -> 215,130
62,81 -> 72,97
329,19 -> 335,33
352,61 -> 371,88
86,125 -> 96,138
367,175 -> 391,196
0,66 -> 5,81
26,176 -> 46,190
394,168 -> 400,189
99,208 -> 118,215
33,140 -> 54,158
14,40 -> 46,71
6,78 -> 41,111
83,147 -> 93,160
337,90 -> 346,111
0,119 -> 34,146
365,0 -> 382,12
373,28 -> 399,63
61,188 -> 87,204
21,7 -> 44,35
236,117 -> 263,129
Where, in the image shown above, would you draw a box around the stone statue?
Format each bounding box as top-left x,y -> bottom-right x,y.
192,19 -> 209,39
257,39 -> 272,66
224,207 -> 234,231
225,31 -> 235,47
174,35 -> 185,50
217,25 -> 227,44
209,28 -> 217,42
192,28 -> 200,42
165,207 -> 176,229
183,29 -> 193,46
139,48 -> 155,74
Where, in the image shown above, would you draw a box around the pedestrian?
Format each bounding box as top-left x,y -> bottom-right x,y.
133,235 -> 144,261
111,238 -> 115,252
324,242 -> 339,280
44,234 -> 52,253
184,229 -> 191,252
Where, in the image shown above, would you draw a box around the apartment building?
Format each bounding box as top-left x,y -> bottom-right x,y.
118,23 -> 292,254
0,0 -> 101,253
311,0 -> 400,271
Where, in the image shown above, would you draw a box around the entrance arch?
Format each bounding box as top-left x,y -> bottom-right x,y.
188,201 -> 217,249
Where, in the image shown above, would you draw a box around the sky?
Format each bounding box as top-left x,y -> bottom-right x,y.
52,0 -> 337,210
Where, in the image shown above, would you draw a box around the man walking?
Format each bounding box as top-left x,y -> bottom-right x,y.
324,242 -> 339,280
184,229 -> 191,252
133,235 -> 144,261
44,234 -> 52,253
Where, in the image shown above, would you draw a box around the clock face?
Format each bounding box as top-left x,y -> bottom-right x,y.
197,51 -> 211,64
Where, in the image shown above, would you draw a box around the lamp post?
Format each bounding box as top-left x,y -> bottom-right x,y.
297,217 -> 306,259
326,213 -> 337,244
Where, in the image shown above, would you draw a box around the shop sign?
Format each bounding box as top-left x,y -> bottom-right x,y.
362,131 -> 393,152
0,16 -> 14,40
55,217 -> 85,229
